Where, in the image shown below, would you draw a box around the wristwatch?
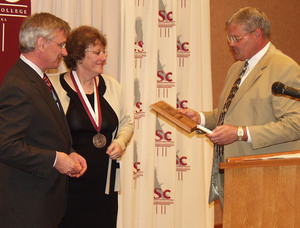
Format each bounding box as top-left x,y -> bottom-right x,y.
237,126 -> 244,141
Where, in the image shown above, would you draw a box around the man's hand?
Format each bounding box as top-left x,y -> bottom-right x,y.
69,152 -> 87,178
55,152 -> 87,178
207,124 -> 239,145
106,141 -> 123,160
178,108 -> 201,124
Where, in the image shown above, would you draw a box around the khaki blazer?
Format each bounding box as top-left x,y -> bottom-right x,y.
204,43 -> 300,204
206,43 -> 300,158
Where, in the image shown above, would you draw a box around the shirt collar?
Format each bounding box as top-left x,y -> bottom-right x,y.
20,54 -> 44,78
247,42 -> 270,72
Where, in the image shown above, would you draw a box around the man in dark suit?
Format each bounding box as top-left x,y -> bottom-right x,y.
0,13 -> 87,227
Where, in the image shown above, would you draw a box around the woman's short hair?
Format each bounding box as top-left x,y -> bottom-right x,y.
63,26 -> 107,70
226,7 -> 271,38
19,12 -> 70,53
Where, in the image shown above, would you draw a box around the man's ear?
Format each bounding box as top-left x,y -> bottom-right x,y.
255,29 -> 262,38
36,37 -> 46,51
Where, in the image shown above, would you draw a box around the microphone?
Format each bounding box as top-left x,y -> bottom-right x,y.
272,81 -> 300,99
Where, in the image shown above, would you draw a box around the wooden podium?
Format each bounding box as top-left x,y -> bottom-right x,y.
219,151 -> 300,228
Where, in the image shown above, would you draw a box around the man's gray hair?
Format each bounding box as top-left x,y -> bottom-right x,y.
19,12 -> 70,53
226,7 -> 271,38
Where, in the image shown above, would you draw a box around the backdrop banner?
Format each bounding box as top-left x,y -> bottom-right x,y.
21,0 -> 213,227
0,0 -> 31,84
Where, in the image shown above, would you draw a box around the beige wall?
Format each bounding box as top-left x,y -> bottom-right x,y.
210,1 -> 300,108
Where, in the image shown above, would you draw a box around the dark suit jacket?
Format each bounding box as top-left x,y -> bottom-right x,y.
0,58 -> 73,228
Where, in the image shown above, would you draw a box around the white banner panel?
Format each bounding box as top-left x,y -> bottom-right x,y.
29,0 -> 214,227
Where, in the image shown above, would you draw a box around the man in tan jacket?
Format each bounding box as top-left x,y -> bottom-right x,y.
180,7 -> 300,206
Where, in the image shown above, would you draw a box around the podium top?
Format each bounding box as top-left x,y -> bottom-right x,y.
219,151 -> 300,169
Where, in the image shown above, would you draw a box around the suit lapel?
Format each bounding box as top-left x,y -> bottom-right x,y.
17,60 -> 71,143
35,78 -> 67,130
224,44 -> 276,116
51,85 -> 73,144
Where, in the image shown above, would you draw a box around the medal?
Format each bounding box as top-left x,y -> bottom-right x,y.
71,71 -> 106,148
93,133 -> 107,148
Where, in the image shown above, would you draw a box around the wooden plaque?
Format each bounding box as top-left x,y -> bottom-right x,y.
150,100 -> 198,133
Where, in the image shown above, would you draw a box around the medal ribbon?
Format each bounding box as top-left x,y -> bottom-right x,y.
70,71 -> 102,133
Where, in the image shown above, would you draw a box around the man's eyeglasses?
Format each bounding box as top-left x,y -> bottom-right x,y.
86,50 -> 108,56
48,40 -> 67,49
227,30 -> 256,44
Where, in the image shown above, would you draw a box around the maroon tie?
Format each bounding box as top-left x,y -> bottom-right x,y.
43,73 -> 52,92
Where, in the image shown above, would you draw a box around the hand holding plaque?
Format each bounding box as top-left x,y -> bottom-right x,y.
150,100 -> 213,134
